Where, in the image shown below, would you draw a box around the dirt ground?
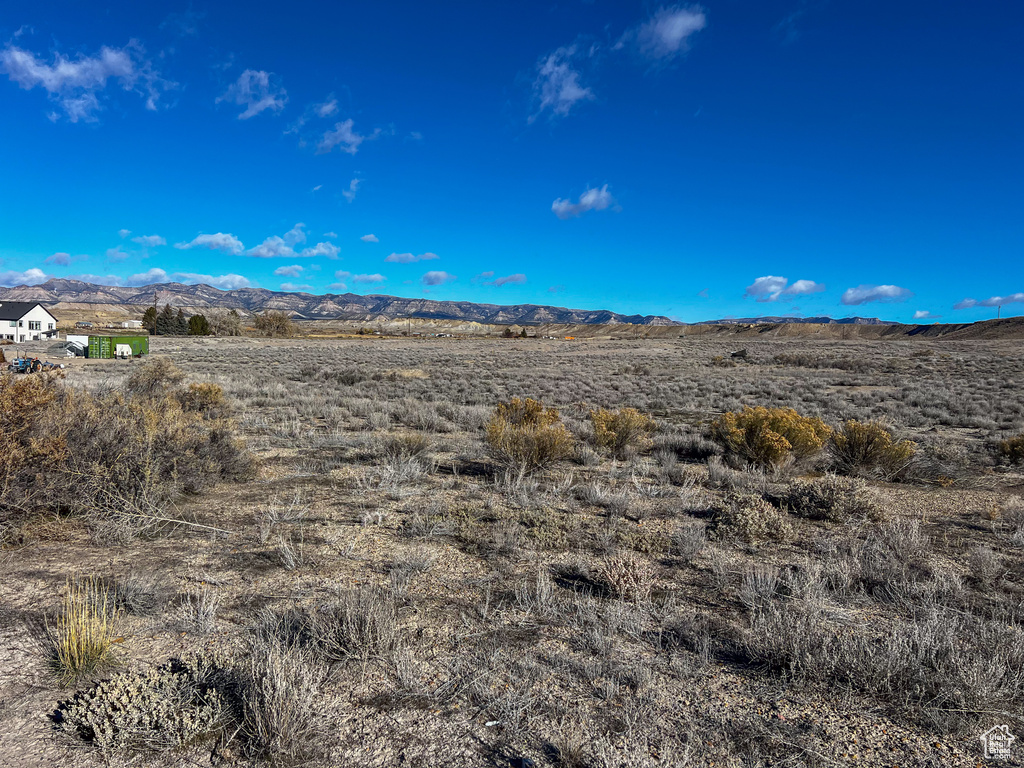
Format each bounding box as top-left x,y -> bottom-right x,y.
2,334 -> 1023,767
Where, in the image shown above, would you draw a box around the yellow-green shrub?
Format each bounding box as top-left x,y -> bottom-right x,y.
590,407 -> 657,458
829,420 -> 916,480
484,397 -> 575,473
710,406 -> 832,468
998,434 -> 1024,465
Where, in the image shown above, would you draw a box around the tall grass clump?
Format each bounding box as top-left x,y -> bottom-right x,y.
710,406 -> 832,468
829,420 -> 916,480
49,577 -> 121,686
589,407 -> 657,458
998,433 -> 1024,466
485,397 -> 575,474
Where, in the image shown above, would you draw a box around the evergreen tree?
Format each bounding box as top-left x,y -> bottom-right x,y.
155,304 -> 175,335
142,306 -> 157,333
175,308 -> 188,335
188,314 -> 211,336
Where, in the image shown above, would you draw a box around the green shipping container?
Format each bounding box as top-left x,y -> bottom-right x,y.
86,335 -> 150,359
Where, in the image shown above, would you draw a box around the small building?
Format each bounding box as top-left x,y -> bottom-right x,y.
0,301 -> 58,343
75,321 -> 94,330
121,320 -> 143,329
87,335 -> 150,359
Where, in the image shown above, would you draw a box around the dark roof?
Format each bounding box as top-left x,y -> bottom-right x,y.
0,301 -> 54,320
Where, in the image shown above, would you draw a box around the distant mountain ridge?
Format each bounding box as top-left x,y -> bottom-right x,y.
698,316 -> 898,325
0,279 -> 679,326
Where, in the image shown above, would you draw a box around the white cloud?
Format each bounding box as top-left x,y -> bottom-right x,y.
300,242 -> 340,258
342,178 -> 361,203
217,69 -> 286,119
68,273 -> 124,286
312,184 -> 322,192
273,265 -> 304,278
45,252 -> 73,266
954,292 -> 1024,310
352,273 -> 386,284
174,272 -> 251,290
283,223 -> 307,246
360,234 -> 379,243
247,236 -> 294,258
316,119 -> 378,155
913,310 -> 941,320
0,40 -> 171,121
324,231 -> 338,238
106,247 -> 131,262
125,267 -> 169,285
551,184 -> 617,219
131,234 -> 166,247
624,6 -> 707,62
315,96 -> 338,117
744,276 -> 824,302
422,270 -> 455,286
532,45 -> 594,121
841,284 -> 912,305
0,267 -> 48,287
386,251 -> 439,264
326,282 -> 348,291
280,282 -> 312,292
483,273 -> 527,287
118,228 -> 131,238
175,232 -> 245,255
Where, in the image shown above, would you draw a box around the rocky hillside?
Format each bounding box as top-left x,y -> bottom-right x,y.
0,279 -> 679,326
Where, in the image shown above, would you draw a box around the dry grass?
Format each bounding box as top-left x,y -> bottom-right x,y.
48,578 -> 121,687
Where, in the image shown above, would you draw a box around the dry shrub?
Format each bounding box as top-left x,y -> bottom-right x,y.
254,310 -> 294,337
0,359 -> 253,538
590,407 -> 657,458
784,474 -> 880,523
48,577 -> 121,686
711,493 -> 792,543
829,420 -> 916,480
55,654 -> 230,755
711,406 -> 831,468
484,397 -> 575,473
595,553 -> 655,601
998,433 -> 1024,465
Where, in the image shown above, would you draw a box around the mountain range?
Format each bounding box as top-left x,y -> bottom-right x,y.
0,279 -> 900,326
0,279 -> 680,325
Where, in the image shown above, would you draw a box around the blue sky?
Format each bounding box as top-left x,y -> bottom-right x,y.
0,1 -> 1021,322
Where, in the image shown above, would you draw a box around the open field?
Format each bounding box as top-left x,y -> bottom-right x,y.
2,334 -> 1024,767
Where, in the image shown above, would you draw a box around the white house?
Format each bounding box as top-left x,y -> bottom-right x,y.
0,302 -> 59,343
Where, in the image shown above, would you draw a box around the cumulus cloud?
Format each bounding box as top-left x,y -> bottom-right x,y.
131,234 -> 166,247
352,273 -> 386,284
551,185 -> 617,219
385,252 -> 439,264
273,265 -> 304,278
841,284 -> 912,305
125,267 -> 169,285
744,276 -> 824,302
342,178 -> 361,203
280,282 -> 312,292
300,241 -> 340,259
324,231 -> 338,238
316,119 -> 378,155
326,282 -> 348,291
217,69 -> 287,119
361,234 -> 379,243
913,310 -> 941,320
177,273 -> 250,290
953,292 -> 1024,310
45,252 -> 74,266
118,229 -> 131,238
622,5 -> 707,62
246,224 -> 309,258
0,40 -> 172,121
422,270 -> 455,286
532,45 -> 594,121
0,267 -> 49,287
175,232 -> 245,255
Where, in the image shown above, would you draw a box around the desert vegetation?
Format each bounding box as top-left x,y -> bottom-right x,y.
2,334 -> 1023,767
